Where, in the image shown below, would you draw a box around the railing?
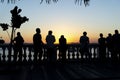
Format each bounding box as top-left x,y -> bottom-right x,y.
0,43 -> 111,63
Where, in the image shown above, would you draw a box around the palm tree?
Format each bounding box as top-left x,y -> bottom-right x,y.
0,0 -> 90,6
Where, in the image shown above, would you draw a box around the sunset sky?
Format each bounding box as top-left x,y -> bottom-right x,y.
0,0 -> 120,44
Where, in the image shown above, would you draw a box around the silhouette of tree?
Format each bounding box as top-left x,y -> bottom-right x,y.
0,23 -> 9,31
0,6 -> 28,61
0,23 -> 11,39
0,6 -> 29,43
0,0 -> 90,6
0,0 -> 16,3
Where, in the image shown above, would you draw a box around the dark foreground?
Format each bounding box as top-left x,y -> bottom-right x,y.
0,43 -> 120,80
0,61 -> 120,80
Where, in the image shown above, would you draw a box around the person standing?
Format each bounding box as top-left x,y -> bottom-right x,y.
13,32 -> 24,62
59,35 -> 67,61
98,33 -> 106,61
106,33 -> 113,59
33,28 -> 43,62
46,30 -> 56,62
112,29 -> 120,60
79,31 -> 90,59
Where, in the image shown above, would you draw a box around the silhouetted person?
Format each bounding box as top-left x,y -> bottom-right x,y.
98,33 -> 106,61
112,29 -> 120,60
106,33 -> 113,59
79,31 -> 90,59
33,28 -> 43,62
13,32 -> 24,62
46,30 -> 56,63
59,35 -> 67,61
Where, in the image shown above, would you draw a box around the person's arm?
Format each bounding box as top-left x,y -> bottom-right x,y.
53,36 -> 56,43
88,37 -> 89,44
22,37 -> 24,43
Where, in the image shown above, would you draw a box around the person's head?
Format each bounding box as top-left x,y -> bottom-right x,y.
17,32 -> 21,36
115,29 -> 119,34
100,33 -> 103,38
108,33 -> 112,37
83,31 -> 87,36
61,35 -> 64,38
36,28 -> 41,34
48,30 -> 52,35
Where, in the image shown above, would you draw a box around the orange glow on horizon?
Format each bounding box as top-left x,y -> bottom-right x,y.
2,24 -> 100,44
3,30 -> 99,44
22,33 -> 99,44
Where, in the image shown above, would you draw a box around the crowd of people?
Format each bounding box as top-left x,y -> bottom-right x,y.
12,28 -> 120,62
12,28 -> 67,63
98,30 -> 120,61
79,29 -> 120,61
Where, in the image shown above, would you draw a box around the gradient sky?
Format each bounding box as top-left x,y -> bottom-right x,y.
0,0 -> 120,44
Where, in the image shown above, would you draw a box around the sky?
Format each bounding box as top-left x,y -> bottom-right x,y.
0,0 -> 120,44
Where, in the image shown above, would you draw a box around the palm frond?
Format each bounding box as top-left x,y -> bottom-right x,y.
40,0 -> 58,4
75,0 -> 90,6
0,0 -> 90,6
1,0 -> 17,3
